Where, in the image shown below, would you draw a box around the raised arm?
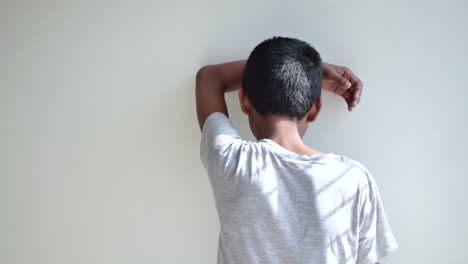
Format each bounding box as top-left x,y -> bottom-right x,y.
195,60 -> 363,130
195,60 -> 246,130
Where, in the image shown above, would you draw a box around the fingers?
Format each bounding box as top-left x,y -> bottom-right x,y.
343,90 -> 355,111
323,63 -> 363,111
353,79 -> 363,99
350,79 -> 363,109
333,74 -> 351,89
338,84 -> 361,111
340,67 -> 363,111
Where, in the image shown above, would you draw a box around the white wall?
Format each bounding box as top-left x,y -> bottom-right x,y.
1,1 -> 467,263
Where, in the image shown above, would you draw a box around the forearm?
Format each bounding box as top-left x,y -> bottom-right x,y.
196,60 -> 246,93
197,60 -> 342,93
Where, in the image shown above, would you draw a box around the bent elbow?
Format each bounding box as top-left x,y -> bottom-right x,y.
196,65 -> 212,82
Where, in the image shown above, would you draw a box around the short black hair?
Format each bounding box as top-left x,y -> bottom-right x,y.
243,37 -> 322,120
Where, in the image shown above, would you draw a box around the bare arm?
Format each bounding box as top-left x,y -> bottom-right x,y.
195,60 -> 363,130
195,60 -> 246,130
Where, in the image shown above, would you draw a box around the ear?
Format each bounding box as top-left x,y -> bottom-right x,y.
306,97 -> 322,122
238,88 -> 252,115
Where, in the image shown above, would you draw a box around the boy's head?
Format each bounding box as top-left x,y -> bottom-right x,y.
240,37 -> 323,138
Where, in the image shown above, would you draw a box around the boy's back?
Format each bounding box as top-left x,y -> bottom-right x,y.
201,113 -> 397,264
196,37 -> 397,263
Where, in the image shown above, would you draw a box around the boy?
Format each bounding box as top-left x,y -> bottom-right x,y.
196,37 -> 397,264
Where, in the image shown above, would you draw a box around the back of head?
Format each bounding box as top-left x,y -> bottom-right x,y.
243,37 -> 322,121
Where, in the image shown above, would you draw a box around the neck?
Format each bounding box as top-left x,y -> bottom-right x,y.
254,115 -> 322,156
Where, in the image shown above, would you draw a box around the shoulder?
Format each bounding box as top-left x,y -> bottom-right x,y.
328,154 -> 377,190
202,112 -> 234,132
202,112 -> 266,152
201,112 -> 241,147
336,155 -> 371,176
201,112 -> 269,166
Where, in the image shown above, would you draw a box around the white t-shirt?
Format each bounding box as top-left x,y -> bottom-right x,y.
200,112 -> 398,264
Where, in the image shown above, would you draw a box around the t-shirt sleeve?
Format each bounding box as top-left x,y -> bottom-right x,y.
200,112 -> 242,170
356,174 -> 398,264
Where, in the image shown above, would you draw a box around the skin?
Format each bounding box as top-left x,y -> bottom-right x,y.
196,60 -> 363,156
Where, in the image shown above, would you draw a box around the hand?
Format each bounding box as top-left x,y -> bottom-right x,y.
322,62 -> 363,111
